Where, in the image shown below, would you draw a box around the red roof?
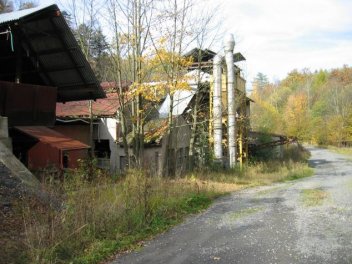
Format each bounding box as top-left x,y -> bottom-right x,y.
100,81 -> 132,92
15,126 -> 90,150
56,92 -> 120,118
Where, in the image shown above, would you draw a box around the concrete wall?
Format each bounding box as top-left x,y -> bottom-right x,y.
0,141 -> 39,188
144,147 -> 161,175
143,116 -> 191,176
169,116 -> 192,149
0,116 -> 11,150
95,118 -> 125,173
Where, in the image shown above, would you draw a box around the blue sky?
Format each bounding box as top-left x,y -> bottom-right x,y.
49,0 -> 352,88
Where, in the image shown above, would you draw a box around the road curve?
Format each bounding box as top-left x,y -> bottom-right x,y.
112,147 -> 352,264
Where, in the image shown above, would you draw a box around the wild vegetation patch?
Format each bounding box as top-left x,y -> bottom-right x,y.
228,206 -> 264,221
300,189 -> 329,207
328,146 -> 352,159
3,145 -> 312,264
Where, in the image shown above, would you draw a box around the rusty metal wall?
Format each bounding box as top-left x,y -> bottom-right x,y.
28,142 -> 60,170
62,149 -> 88,169
53,125 -> 90,145
28,142 -> 88,170
0,81 -> 57,127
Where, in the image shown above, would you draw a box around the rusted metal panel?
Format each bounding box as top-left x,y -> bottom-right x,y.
56,92 -> 120,118
0,81 -> 56,127
28,141 -> 60,170
14,126 -> 89,170
61,149 -> 88,169
15,126 -> 90,150
53,125 -> 91,145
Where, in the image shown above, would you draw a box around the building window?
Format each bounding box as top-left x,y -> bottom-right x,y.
94,139 -> 111,158
155,151 -> 159,173
63,152 -> 69,168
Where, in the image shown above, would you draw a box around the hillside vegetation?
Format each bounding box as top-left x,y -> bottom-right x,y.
251,66 -> 352,146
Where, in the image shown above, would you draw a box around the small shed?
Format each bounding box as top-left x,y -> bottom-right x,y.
14,126 -> 89,170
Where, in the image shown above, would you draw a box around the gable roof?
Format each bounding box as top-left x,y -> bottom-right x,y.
0,4 -> 105,102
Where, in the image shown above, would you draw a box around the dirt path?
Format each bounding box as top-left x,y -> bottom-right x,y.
112,147 -> 352,264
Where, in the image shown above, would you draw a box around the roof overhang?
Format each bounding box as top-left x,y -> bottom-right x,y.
0,4 -> 105,102
15,126 -> 90,150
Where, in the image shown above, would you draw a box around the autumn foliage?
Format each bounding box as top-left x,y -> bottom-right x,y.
251,66 -> 352,146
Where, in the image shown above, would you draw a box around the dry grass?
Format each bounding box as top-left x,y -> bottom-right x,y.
301,189 -> 329,206
192,160 -> 313,187
228,206 -> 264,221
16,152 -> 313,263
328,146 -> 352,158
20,170 -> 223,264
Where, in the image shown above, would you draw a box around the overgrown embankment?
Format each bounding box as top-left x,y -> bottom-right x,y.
4,146 -> 313,264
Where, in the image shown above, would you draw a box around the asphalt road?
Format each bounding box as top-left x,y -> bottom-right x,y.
112,147 -> 352,264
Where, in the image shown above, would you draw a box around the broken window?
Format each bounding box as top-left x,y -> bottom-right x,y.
94,139 -> 111,158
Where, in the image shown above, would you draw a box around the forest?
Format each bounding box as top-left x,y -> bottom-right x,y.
251,67 -> 352,147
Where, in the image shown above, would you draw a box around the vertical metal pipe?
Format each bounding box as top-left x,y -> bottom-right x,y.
213,54 -> 223,161
224,34 -> 236,168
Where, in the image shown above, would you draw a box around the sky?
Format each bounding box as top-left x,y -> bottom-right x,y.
45,0 -> 352,89
216,0 -> 352,87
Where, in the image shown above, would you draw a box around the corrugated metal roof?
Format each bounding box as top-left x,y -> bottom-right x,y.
158,90 -> 196,118
56,92 -> 120,118
15,126 -> 90,150
0,3 -> 54,24
0,4 -> 105,102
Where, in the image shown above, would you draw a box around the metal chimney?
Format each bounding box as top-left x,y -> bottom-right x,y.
224,34 -> 236,168
213,54 -> 223,162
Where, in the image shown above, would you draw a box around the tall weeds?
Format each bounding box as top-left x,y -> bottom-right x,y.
21,169 -> 217,264
19,145 -> 312,263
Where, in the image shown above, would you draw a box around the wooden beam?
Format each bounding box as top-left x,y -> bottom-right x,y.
36,47 -> 78,56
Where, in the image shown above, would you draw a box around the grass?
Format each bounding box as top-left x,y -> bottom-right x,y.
327,146 -> 352,157
10,147 -> 314,264
301,189 -> 329,206
20,170 -> 222,264
228,206 -> 264,221
347,180 -> 352,191
192,160 -> 314,187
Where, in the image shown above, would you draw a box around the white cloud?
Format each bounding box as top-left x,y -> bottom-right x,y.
213,0 -> 352,87
54,0 -> 352,88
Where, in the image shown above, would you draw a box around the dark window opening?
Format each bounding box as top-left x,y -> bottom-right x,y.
154,151 -> 159,173
62,152 -> 69,168
94,139 -> 111,158
10,128 -> 37,166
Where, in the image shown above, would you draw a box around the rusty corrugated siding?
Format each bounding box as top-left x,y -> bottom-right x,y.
56,92 -> 120,118
0,81 -> 57,127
